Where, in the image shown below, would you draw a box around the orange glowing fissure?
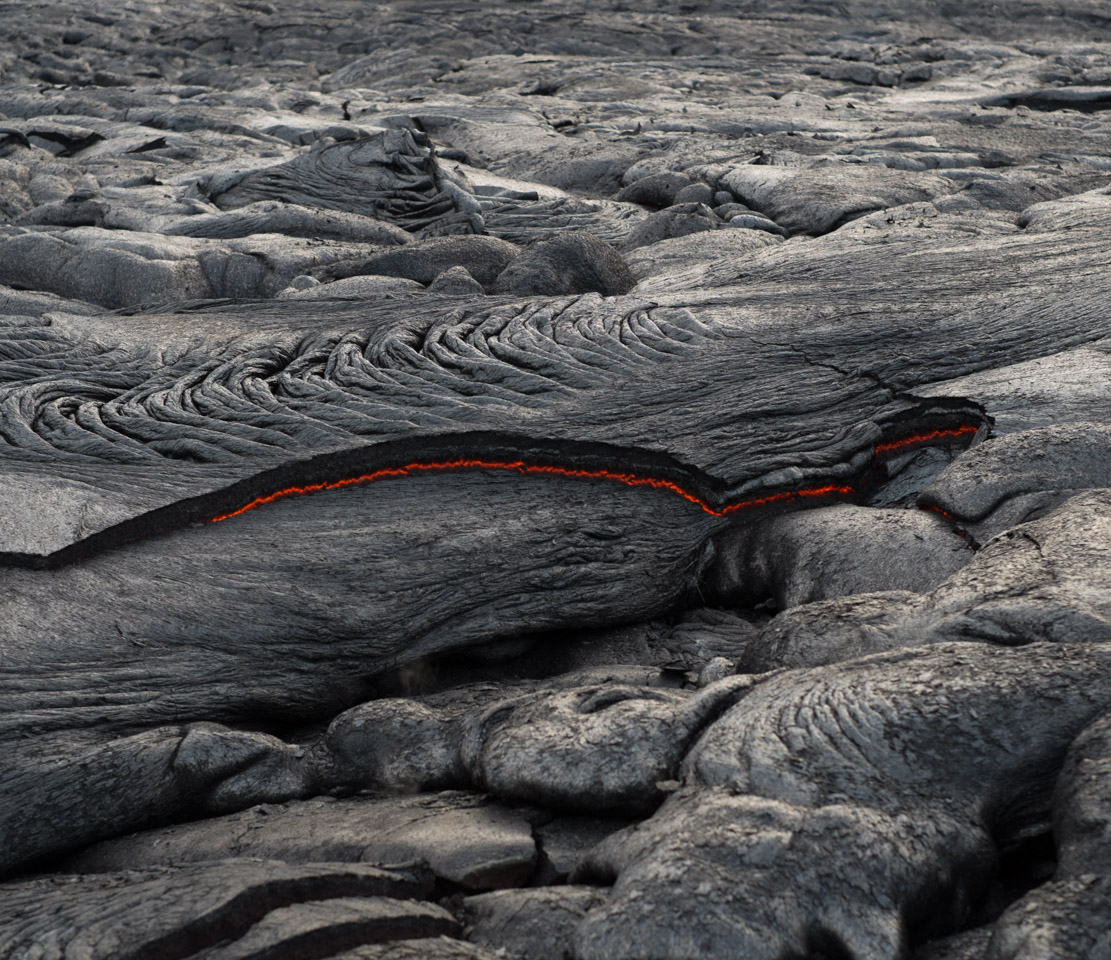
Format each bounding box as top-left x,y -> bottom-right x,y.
210,423 -> 980,524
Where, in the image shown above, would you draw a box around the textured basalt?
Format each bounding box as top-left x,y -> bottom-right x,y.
1,1 -> 1110,957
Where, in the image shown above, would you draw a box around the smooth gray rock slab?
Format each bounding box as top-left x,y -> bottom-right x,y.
718,164 -> 955,235
64,792 -> 539,891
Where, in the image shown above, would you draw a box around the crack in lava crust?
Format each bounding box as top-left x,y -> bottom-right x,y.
211,424 -> 981,523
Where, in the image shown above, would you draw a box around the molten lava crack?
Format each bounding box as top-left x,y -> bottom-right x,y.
211,424 -> 981,523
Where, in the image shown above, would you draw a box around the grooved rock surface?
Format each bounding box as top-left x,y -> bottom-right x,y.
2,1 -> 1111,957
0,860 -> 435,959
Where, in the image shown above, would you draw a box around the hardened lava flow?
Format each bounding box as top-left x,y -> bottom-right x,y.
211,424 -> 982,523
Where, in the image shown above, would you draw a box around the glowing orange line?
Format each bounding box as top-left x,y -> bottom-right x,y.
212,459 -> 726,521
874,424 -> 978,455
210,424 -> 979,523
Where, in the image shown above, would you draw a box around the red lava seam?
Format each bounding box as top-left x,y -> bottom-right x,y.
211,424 -> 980,523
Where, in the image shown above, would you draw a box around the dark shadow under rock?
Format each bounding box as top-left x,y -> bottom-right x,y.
614,172 -> 695,209
533,817 -> 632,884
190,897 -> 460,960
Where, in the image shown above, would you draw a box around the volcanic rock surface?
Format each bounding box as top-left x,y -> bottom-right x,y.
1,1 -> 1110,958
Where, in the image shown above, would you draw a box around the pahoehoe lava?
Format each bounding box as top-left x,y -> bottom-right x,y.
2,1 -> 1111,958
209,422 -> 983,523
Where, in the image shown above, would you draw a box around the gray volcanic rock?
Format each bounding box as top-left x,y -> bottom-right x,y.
982,712 -> 1111,958
334,938 -> 502,959
913,927 -> 994,960
323,235 -> 520,289
277,274 -> 425,298
977,713 -> 1111,957
463,887 -> 609,960
0,282 -> 103,317
915,346 -> 1111,437
491,232 -> 635,296
1,0 -> 1111,954
64,792 -> 538,891
0,860 -> 438,959
619,202 -> 720,252
461,677 -> 753,815
614,172 -> 696,209
1053,714 -> 1111,879
740,590 -> 930,673
204,128 -> 484,237
0,227 -> 369,308
920,422 -> 1111,541
163,200 -> 413,244
987,877 -> 1111,959
708,503 -> 973,610
576,643 -> 1111,960
717,164 -> 956,235
740,490 -> 1111,671
429,265 -> 485,295
624,228 -> 783,291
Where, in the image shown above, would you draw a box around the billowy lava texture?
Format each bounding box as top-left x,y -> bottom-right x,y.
1,1 -> 1111,958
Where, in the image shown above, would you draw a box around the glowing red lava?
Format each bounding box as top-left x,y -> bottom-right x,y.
211,424 -> 979,523
874,424 -> 979,455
